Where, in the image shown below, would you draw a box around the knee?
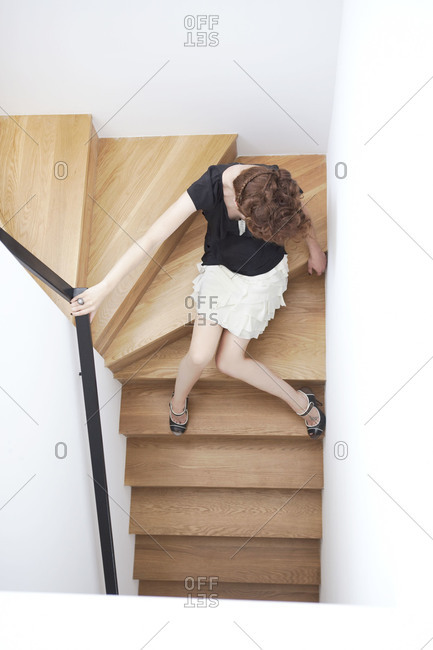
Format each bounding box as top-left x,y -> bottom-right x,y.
215,350 -> 238,377
187,348 -> 214,368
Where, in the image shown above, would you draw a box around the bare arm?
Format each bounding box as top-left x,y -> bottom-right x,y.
101,191 -> 197,293
305,221 -> 321,253
70,191 -> 197,319
303,204 -> 327,276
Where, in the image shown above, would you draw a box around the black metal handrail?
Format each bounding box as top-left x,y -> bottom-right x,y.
0,226 -> 118,595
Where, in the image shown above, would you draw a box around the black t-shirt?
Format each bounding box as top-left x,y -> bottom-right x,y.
187,162 -> 299,276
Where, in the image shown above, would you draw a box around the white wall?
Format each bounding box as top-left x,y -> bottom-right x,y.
322,0 -> 433,606
0,244 -> 138,596
0,0 -> 343,154
1,589 -> 431,650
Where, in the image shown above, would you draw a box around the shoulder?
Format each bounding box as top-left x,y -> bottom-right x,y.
186,164 -> 238,211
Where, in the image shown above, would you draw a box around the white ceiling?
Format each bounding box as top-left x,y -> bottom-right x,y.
0,0 -> 344,154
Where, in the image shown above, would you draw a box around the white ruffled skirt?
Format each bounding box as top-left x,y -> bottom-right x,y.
190,254 -> 289,340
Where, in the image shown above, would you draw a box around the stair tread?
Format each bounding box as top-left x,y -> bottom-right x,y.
130,486 -> 322,537
134,535 -> 321,584
120,380 -> 325,437
125,436 -> 323,489
138,580 -> 319,602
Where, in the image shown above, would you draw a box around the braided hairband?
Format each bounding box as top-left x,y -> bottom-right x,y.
236,169 -> 280,204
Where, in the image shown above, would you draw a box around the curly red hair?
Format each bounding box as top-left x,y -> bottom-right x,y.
232,166 -> 311,246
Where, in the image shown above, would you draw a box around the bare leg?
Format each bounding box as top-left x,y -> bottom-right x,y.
170,314 -> 224,425
215,329 -> 321,427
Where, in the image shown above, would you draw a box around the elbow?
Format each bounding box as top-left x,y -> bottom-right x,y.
136,234 -> 161,261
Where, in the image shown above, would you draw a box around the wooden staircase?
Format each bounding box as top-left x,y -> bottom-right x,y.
0,116 -> 326,602
112,152 -> 327,603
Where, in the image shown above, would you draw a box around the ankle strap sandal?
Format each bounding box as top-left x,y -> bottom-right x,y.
169,391 -> 189,436
296,386 -> 326,439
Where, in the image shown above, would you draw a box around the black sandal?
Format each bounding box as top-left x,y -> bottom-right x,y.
169,391 -> 189,436
296,387 -> 326,439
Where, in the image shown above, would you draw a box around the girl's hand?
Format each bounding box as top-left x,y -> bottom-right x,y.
307,248 -> 327,276
70,280 -> 109,323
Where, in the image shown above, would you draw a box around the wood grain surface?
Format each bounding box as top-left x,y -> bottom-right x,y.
134,535 -> 320,584
138,580 -> 319,602
120,379 -> 325,437
130,486 -> 322,537
0,114 -> 97,320
125,435 -> 323,489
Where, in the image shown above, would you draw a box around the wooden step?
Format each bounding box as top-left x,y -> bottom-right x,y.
111,269 -> 325,380
104,154 -> 326,374
125,436 -> 323,489
88,134 -> 238,355
138,580 -> 319,602
134,536 -> 320,584
130,486 -> 322,537
120,380 -> 325,438
0,114 -> 98,321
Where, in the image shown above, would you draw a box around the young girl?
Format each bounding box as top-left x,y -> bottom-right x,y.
70,163 -> 327,439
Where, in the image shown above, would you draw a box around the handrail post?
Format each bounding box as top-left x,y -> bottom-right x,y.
73,287 -> 118,595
